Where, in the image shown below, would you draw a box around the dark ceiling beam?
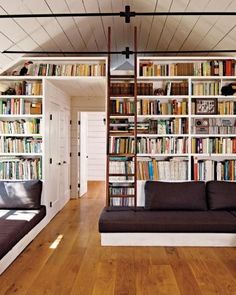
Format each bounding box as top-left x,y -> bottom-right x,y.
3,49 -> 236,56
0,8 -> 236,20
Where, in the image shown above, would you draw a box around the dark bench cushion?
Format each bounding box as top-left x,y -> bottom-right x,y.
99,207 -> 236,233
0,180 -> 42,209
0,206 -> 46,259
207,181 -> 236,210
145,181 -> 207,210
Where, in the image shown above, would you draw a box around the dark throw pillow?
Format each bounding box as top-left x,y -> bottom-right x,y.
207,181 -> 236,210
145,181 -> 207,210
0,180 -> 42,209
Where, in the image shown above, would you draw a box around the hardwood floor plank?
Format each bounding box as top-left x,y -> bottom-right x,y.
165,247 -> 203,295
183,248 -> 236,295
147,265 -> 181,295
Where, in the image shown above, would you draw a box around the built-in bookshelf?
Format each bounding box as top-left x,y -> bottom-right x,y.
0,77 -> 43,180
137,57 -> 236,183
2,57 -> 106,77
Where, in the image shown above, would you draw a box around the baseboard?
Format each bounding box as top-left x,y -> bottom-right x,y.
0,217 -> 48,275
101,233 -> 236,247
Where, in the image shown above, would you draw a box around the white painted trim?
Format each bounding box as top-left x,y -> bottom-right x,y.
0,217 -> 47,275
101,233 -> 236,247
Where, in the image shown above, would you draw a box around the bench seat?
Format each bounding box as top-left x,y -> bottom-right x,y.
99,207 -> 236,233
0,206 -> 46,260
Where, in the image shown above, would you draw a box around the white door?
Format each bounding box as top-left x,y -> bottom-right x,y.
79,112 -> 88,197
59,108 -> 71,208
48,101 -> 60,212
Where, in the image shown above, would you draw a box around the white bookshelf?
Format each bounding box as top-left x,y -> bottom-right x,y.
0,74 -> 43,181
137,56 -> 236,182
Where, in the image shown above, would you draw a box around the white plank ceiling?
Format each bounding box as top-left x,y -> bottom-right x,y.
0,0 -> 236,70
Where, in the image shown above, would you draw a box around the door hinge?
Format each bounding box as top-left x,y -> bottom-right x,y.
49,158 -> 52,164
50,114 -> 53,120
70,120 -> 72,125
78,184 -> 80,188
69,185 -> 72,190
78,152 -> 80,157
69,152 -> 72,157
78,120 -> 80,125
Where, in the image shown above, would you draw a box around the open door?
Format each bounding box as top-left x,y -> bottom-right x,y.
79,112 -> 88,197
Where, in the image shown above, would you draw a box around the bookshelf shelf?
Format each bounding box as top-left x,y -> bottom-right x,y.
191,153 -> 236,156
137,115 -> 188,118
0,134 -> 42,137
191,115 -> 236,118
109,195 -> 135,198
0,95 -> 43,99
137,134 -> 189,137
137,153 -> 188,157
0,153 -> 42,156
137,95 -> 189,99
0,115 -> 42,118
109,174 -> 135,177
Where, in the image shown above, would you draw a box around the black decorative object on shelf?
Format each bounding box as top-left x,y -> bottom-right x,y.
221,83 -> 236,96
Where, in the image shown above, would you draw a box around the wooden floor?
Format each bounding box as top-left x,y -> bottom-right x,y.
1,181 -> 236,294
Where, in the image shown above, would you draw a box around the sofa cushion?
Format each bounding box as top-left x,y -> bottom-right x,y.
0,180 -> 42,209
145,181 -> 207,210
207,181 -> 236,210
99,207 -> 236,233
0,206 -> 46,259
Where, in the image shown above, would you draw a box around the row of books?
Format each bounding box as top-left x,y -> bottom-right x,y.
192,118 -> 236,134
9,81 -> 42,96
24,63 -> 106,77
139,60 -> 236,77
0,119 -> 41,134
0,157 -> 42,179
109,183 -> 135,196
109,137 -> 135,154
109,118 -> 188,135
0,99 -> 42,115
169,81 -> 188,95
137,157 -> 188,180
193,159 -> 236,181
109,157 -> 134,180
191,137 -> 236,154
192,82 -> 220,96
110,83 -> 153,96
191,100 -> 236,115
136,137 -> 188,154
137,98 -> 188,115
109,197 -> 135,206
0,138 -> 42,153
110,100 -> 135,115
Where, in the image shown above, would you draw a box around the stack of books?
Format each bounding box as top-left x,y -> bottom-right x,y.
0,99 -> 42,115
0,138 -> 42,153
0,119 -> 41,134
191,137 -> 236,154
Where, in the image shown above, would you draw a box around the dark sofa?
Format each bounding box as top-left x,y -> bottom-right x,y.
99,181 -> 236,234
0,180 -> 46,260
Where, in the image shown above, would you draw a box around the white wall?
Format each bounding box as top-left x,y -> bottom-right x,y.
87,112 -> 106,181
70,96 -> 105,197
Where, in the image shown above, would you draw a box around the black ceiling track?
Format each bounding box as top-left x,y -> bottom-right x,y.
0,5 -> 236,23
3,49 -> 236,59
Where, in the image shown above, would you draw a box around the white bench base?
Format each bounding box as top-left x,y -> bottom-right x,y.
0,218 -> 47,275
101,233 -> 236,247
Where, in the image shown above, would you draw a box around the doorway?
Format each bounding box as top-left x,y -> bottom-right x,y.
79,112 -> 106,197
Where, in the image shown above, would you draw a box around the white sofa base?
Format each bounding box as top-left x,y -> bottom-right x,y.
101,233 -> 236,247
0,217 -> 47,275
